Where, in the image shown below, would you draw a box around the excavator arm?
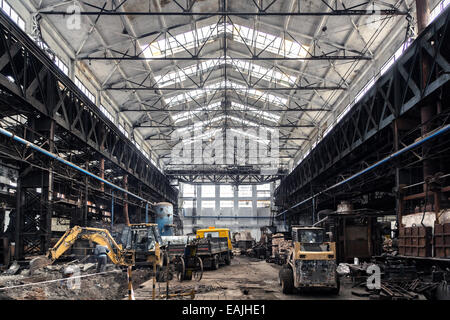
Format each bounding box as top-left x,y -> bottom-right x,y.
47,226 -> 133,266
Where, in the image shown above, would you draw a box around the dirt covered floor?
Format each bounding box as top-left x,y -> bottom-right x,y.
0,263 -> 151,300
1,255 -> 427,300
133,255 -> 368,300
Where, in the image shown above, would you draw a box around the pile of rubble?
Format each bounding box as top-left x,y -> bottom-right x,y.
232,231 -> 256,254
236,231 -> 270,259
267,234 -> 291,265
237,232 -> 292,264
0,259 -> 150,300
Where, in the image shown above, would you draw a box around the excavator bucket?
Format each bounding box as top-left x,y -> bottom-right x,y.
29,255 -> 53,274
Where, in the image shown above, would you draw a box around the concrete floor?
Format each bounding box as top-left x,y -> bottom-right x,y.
134,255 -> 367,300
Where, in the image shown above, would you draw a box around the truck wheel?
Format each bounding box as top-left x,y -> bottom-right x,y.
212,255 -> 220,270
224,253 -> 231,265
280,268 -> 294,294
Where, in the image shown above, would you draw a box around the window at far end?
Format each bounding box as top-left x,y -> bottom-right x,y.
201,185 -> 216,198
182,183 -> 196,197
202,200 -> 215,208
238,200 -> 252,208
220,185 -> 234,197
238,185 -> 252,197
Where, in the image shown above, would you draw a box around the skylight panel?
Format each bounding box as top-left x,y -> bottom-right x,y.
154,56 -> 296,89
182,129 -> 221,145
154,58 -> 222,87
232,24 -> 309,58
180,127 -> 271,146
230,60 -> 296,87
142,23 -> 308,59
171,101 -> 222,123
143,24 -> 220,58
165,80 -> 287,107
176,115 -> 226,134
217,80 -> 287,106
176,113 -> 274,135
227,115 -> 275,132
231,101 -> 280,123
229,129 -> 270,145
167,87 -> 214,106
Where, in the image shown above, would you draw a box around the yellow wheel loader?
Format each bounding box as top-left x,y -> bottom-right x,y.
279,226 -> 339,295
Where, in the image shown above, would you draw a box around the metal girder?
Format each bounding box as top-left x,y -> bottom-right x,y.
76,13 -> 371,62
274,6 -> 450,211
143,136 -> 310,141
41,11 -> 408,17
106,85 -> 344,91
81,56 -> 371,61
165,168 -> 287,185
134,124 -> 316,129
121,107 -> 330,112
0,10 -> 178,204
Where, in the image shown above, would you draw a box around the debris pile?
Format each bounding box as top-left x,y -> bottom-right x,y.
346,259 -> 450,300
237,229 -> 272,260
0,260 -> 150,300
268,234 -> 291,265
233,231 -> 255,253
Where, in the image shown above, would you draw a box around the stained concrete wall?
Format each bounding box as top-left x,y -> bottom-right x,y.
179,184 -> 273,240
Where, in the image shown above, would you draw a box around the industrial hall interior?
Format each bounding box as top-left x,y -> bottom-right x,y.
0,0 -> 449,302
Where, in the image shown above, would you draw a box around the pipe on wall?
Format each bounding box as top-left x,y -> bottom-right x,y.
0,127 -> 149,204
275,124 -> 450,218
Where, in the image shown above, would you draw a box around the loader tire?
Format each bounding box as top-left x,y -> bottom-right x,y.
280,268 -> 294,294
224,252 -> 231,265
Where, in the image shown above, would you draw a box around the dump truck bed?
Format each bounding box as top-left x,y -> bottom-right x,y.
196,237 -> 229,256
166,243 -> 186,257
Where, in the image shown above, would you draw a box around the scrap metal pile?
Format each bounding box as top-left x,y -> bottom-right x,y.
267,234 -> 292,265
238,231 -> 293,264
233,231 -> 255,253
340,258 -> 450,300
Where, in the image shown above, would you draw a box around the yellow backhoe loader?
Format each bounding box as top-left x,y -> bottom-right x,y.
47,226 -> 134,266
32,223 -> 164,270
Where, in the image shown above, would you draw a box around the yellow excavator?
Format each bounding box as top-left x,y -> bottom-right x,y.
47,226 -> 134,266
35,223 -> 164,269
